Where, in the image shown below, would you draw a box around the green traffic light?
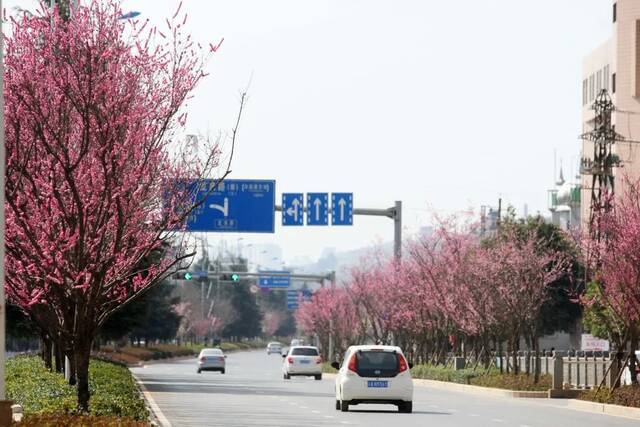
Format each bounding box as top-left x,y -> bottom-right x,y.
231,273 -> 240,282
184,272 -> 193,280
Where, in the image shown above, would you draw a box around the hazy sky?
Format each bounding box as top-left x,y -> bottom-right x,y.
5,0 -> 614,263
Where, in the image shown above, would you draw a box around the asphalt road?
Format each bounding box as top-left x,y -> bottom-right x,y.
131,350 -> 639,427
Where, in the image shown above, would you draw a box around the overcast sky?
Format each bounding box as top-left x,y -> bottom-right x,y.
5,0 -> 614,263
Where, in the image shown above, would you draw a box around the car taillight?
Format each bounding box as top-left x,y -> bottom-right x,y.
218,357 -> 225,362
199,356 -> 206,362
287,357 -> 294,363
398,354 -> 408,373
347,354 -> 358,372
316,356 -> 322,364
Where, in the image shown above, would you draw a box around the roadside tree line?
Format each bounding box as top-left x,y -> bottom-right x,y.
296,215 -> 582,382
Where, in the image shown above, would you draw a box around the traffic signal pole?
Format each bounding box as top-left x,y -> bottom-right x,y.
275,200 -> 402,261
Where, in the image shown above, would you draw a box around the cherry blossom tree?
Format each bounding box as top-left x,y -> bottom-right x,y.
4,1 -> 235,410
583,177 -> 640,383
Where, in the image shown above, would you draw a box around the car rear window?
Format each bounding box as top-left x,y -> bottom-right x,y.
202,349 -> 222,356
291,348 -> 319,356
356,351 -> 398,378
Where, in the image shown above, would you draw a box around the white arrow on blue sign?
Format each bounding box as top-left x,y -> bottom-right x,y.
306,193 -> 329,226
331,193 -> 353,226
282,193 -> 304,226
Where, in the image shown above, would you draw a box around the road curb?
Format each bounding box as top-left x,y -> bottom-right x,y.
565,399 -> 640,420
132,373 -> 172,427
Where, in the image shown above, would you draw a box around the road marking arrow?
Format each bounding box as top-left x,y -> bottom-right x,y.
209,197 -> 229,217
313,198 -> 322,221
338,198 -> 346,221
288,198 -> 301,222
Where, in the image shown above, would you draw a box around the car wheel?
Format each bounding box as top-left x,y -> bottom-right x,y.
284,373 -> 290,380
340,400 -> 349,412
314,374 -> 322,380
399,401 -> 412,413
335,399 -> 340,410
221,369 -> 225,374
197,369 -> 201,374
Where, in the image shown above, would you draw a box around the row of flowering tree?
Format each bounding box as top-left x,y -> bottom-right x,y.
295,217 -> 573,381
5,1 -> 236,411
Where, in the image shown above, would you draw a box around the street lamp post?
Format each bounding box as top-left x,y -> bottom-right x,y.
0,1 -> 12,424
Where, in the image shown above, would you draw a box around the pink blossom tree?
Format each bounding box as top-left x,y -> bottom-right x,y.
4,1 -> 236,410
584,177 -> 640,382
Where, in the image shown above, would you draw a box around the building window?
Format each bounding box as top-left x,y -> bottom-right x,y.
583,79 -> 588,105
614,3 -> 617,23
613,72 -> 616,93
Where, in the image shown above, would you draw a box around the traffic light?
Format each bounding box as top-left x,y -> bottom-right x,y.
173,271 -> 194,280
219,273 -> 241,283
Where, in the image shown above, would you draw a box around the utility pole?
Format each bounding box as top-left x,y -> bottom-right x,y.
0,0 -> 12,423
580,89 -> 626,237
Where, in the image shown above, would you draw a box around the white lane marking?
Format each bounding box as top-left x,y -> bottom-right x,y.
520,425 -> 532,427
300,406 -> 309,409
312,410 -> 321,414
324,415 -> 334,419
469,414 -> 479,417
340,422 -> 351,425
429,404 -> 439,408
447,409 -> 459,413
491,419 -> 504,423
132,374 -> 172,427
289,402 -> 297,405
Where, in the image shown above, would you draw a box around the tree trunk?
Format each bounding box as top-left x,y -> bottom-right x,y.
67,350 -> 77,386
54,342 -> 62,373
630,325 -> 639,386
41,334 -> 52,371
74,341 -> 92,412
533,335 -> 541,384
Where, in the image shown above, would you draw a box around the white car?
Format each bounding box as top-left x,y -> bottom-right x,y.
282,346 -> 323,380
332,345 -> 413,413
197,348 -> 226,374
266,342 -> 283,355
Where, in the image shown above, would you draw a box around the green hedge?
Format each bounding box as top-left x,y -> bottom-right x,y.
19,414 -> 149,427
410,364 -> 550,391
580,386 -> 640,408
6,356 -> 148,421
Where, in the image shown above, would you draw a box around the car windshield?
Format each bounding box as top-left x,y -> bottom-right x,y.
356,351 -> 398,378
291,347 -> 319,356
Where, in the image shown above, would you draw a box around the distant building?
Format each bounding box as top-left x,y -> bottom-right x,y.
580,1 -> 640,228
480,205 -> 500,237
548,167 -> 581,231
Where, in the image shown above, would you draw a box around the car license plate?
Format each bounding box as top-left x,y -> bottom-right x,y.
300,360 -> 311,364
367,380 -> 388,388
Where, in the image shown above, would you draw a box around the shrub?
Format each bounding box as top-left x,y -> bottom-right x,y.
19,414 -> 148,426
6,356 -> 148,421
580,385 -> 640,408
411,364 -> 483,384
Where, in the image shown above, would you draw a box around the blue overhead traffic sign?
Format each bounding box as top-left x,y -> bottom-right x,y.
331,193 -> 353,225
306,193 -> 329,226
183,179 -> 275,233
259,271 -> 291,288
282,193 -> 304,226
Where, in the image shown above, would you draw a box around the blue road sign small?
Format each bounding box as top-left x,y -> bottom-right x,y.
306,193 -> 329,226
331,193 -> 353,225
259,271 -> 291,288
282,193 -> 304,226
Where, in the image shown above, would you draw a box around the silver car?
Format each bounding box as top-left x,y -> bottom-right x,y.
267,342 -> 283,355
197,348 -> 226,374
